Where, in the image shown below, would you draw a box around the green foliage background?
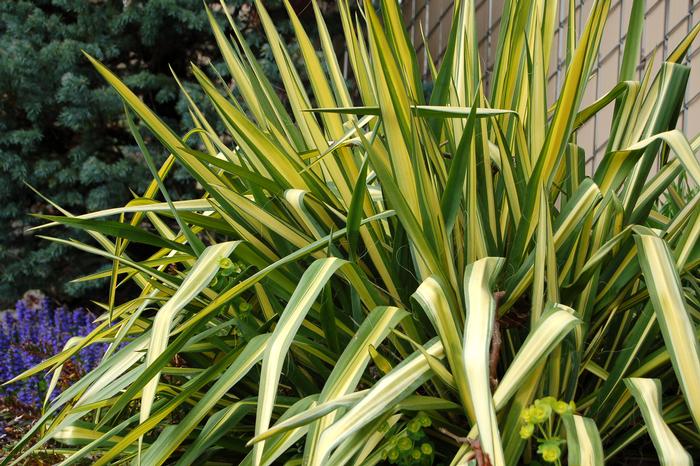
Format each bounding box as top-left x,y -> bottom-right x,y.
0,0 -> 316,305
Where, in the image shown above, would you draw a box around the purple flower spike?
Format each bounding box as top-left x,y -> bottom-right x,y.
0,297 -> 106,410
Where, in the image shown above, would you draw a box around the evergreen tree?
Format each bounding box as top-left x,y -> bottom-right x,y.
0,0 -> 324,306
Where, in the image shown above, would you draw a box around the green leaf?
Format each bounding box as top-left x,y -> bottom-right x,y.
34,215 -> 193,254
461,258 -> 505,465
254,258 -> 347,466
625,378 -> 693,466
140,242 -> 240,425
561,414 -> 604,466
346,155 -> 369,260
634,227 -> 700,430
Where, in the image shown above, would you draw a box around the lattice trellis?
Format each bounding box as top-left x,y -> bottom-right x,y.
401,0 -> 700,172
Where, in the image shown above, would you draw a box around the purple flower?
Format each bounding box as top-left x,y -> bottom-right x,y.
0,298 -> 106,409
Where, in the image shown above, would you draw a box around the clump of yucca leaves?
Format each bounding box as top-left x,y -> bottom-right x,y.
4,0 -> 700,464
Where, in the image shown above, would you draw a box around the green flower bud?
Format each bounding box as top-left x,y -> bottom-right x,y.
398,436 -> 413,451
540,396 -> 557,408
520,406 -> 533,423
420,443 -> 433,455
532,400 -> 552,423
239,301 -> 252,313
554,400 -> 570,415
218,257 -> 234,269
411,449 -> 422,460
533,405 -> 551,423
417,413 -> 432,427
537,442 -> 562,463
519,422 -> 535,439
387,448 -> 400,462
407,420 -> 422,433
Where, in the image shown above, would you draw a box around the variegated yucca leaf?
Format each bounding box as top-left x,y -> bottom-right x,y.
461,258 -> 505,465
561,414 -> 604,466
140,241 -> 241,425
634,227 -> 700,430
625,378 -> 693,466
7,0 -> 700,464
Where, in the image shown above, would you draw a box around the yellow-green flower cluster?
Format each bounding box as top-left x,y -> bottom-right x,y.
382,412 -> 434,466
520,397 -> 575,436
518,397 -> 574,463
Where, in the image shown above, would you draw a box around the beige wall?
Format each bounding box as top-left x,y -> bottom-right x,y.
403,0 -> 700,172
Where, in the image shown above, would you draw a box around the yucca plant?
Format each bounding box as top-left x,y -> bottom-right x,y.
4,0 -> 700,464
